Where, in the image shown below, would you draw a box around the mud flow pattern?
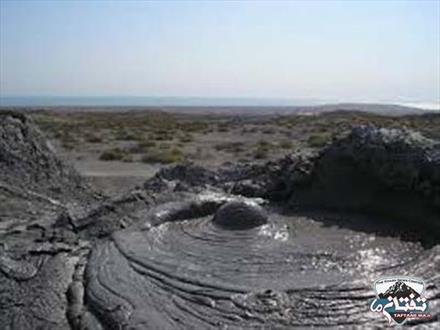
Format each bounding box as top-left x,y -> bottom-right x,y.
87,208 -> 428,328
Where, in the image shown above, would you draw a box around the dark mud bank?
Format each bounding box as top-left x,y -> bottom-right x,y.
1,112 -> 439,329
294,126 -> 440,236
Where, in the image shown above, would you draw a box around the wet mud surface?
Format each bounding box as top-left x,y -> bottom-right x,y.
86,204 -> 439,328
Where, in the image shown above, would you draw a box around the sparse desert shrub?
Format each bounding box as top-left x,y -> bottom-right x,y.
52,128 -> 65,139
138,140 -> 156,149
141,147 -> 184,164
179,134 -> 194,143
151,130 -> 173,141
99,148 -> 126,161
262,128 -> 275,134
180,121 -> 209,132
114,130 -> 144,141
129,139 -> 157,153
84,133 -> 103,143
318,125 -> 330,132
214,142 -> 245,153
122,154 -> 134,162
165,147 -> 184,163
256,140 -> 271,149
307,133 -> 332,148
59,132 -> 77,150
62,142 -> 75,150
279,140 -> 293,149
217,124 -> 230,132
253,140 -> 271,159
253,147 -> 269,159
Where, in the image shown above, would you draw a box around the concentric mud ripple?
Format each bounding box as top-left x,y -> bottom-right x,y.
85,209 -> 439,328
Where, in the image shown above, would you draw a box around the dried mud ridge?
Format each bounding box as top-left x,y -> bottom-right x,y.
0,111 -> 439,329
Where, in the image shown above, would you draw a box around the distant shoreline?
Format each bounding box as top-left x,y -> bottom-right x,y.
0,96 -> 438,111
1,102 -> 438,116
0,96 -> 325,107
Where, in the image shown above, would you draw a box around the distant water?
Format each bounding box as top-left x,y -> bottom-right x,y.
400,102 -> 440,111
0,96 -> 324,107
1,96 -> 438,112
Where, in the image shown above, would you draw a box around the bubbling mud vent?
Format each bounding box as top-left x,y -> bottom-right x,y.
86,199 -> 437,329
1,113 -> 439,329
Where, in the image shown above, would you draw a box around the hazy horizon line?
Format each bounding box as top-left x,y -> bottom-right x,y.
1,95 -> 439,110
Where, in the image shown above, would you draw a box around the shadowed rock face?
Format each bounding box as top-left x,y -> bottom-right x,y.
1,113 -> 439,329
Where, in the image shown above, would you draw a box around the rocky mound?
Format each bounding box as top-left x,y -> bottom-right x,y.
292,125 -> 440,237
0,112 -> 89,201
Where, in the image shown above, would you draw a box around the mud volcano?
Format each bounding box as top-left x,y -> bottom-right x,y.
213,201 -> 268,229
1,112 -> 439,329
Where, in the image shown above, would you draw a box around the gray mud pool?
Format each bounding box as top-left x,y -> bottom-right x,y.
86,207 -> 437,329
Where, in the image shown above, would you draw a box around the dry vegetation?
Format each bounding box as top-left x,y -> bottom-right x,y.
30,109 -> 440,168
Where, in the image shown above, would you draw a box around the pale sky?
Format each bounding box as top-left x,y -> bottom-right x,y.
0,0 -> 439,104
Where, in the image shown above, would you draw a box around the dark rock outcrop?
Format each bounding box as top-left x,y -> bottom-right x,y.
0,111 -> 90,202
0,112 -> 96,329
